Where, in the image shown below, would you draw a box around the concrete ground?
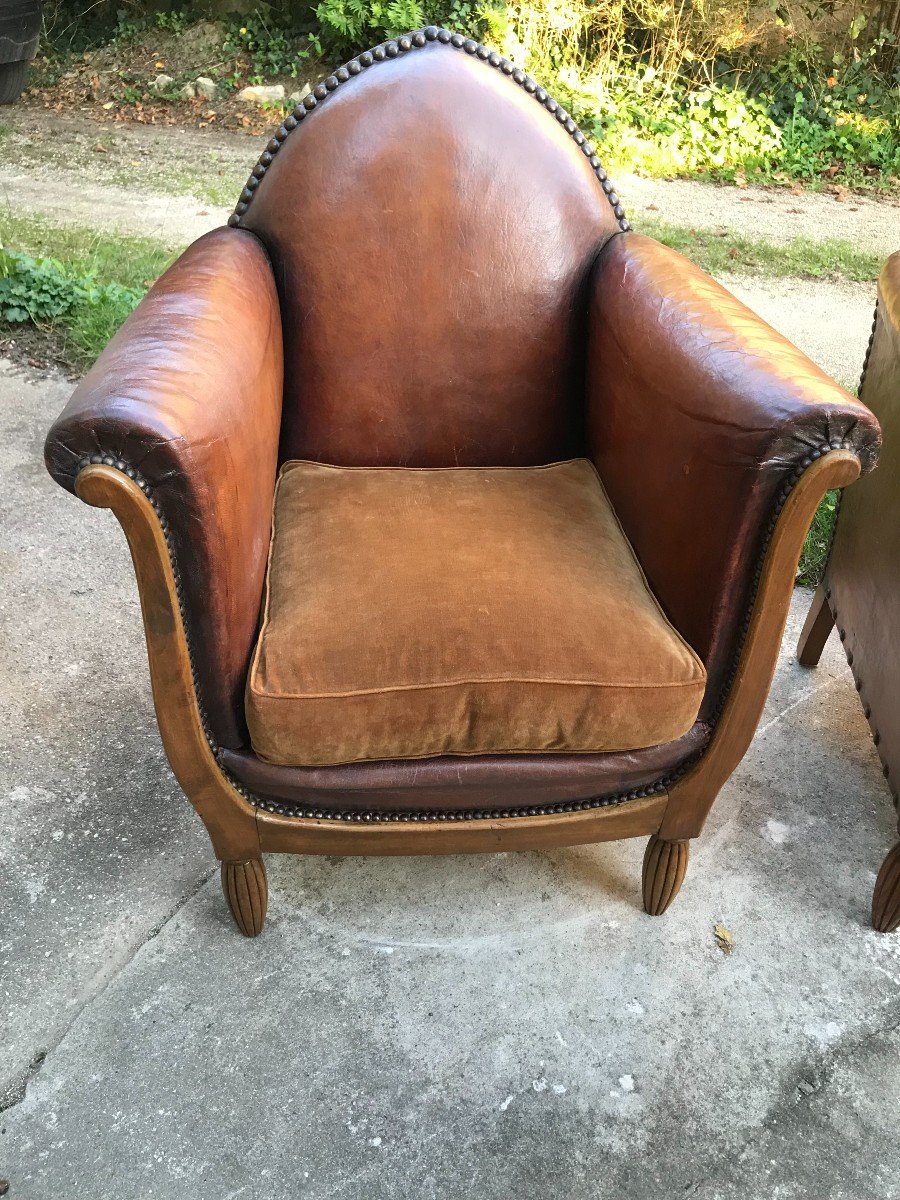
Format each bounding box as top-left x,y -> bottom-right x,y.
2,294 -> 900,1196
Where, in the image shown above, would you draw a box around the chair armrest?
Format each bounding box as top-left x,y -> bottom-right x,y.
45,227 -> 284,748
586,232 -> 880,717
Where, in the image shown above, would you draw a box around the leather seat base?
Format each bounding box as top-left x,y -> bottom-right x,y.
220,722 -> 711,815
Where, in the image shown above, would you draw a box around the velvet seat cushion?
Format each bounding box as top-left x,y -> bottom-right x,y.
246,459 -> 706,767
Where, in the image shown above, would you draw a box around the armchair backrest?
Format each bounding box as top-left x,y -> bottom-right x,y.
237,30 -> 626,467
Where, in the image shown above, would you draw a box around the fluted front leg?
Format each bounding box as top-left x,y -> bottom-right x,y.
872,843 -> 900,933
642,835 -> 690,916
221,857 -> 268,937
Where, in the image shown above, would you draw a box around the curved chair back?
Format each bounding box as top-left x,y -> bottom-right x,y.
238,31 -> 626,466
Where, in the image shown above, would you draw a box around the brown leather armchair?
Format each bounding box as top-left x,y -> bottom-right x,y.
798,251 -> 900,932
45,28 -> 880,936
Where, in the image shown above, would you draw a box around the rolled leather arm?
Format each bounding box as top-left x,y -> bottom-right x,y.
586,232 -> 880,718
45,227 -> 284,748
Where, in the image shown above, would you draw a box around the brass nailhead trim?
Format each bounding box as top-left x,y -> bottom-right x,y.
859,301 -> 879,395
711,439 -> 856,724
228,25 -> 630,234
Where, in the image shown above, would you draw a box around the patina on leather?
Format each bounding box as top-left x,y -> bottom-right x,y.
219,723 -> 712,815
586,232 -> 880,720
824,253 -> 900,796
41,38 -> 882,812
241,42 -> 620,468
44,228 -> 284,748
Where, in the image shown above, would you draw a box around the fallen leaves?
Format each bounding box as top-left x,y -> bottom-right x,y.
713,922 -> 734,954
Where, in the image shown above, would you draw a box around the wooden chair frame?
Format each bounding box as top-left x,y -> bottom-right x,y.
75,448 -> 860,936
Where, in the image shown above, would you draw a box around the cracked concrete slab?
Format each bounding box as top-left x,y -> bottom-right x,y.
0,359 -> 212,1108
0,589 -> 898,1198
690,1021 -> 900,1200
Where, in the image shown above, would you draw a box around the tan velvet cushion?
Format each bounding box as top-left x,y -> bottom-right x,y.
246,459 -> 706,766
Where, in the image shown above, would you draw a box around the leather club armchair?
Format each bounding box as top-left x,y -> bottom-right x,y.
45,28 -> 881,936
797,252 -> 900,932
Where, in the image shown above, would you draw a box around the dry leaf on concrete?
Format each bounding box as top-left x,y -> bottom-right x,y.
714,923 -> 734,954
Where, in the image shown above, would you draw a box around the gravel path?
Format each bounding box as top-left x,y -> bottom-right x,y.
0,166 -> 230,245
619,173 -> 899,257
1,106 -> 896,254
0,107 -> 892,385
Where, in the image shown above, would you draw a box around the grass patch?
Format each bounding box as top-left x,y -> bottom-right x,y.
643,218 -> 883,283
0,212 -> 180,283
798,490 -> 840,586
156,168 -> 242,208
0,212 -> 179,369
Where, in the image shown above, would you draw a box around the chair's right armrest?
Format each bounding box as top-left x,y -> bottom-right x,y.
44,227 -> 284,749
585,232 -> 880,719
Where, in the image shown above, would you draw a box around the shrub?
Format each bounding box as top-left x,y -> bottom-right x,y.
0,248 -> 143,361
315,0 -> 428,45
36,1 -> 900,190
0,249 -> 92,323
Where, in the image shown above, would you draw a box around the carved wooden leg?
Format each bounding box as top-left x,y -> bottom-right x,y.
221,858 -> 268,937
797,584 -> 835,667
872,842 -> 900,933
642,835 -> 690,916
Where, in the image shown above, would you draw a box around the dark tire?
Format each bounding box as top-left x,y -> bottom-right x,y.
0,59 -> 29,105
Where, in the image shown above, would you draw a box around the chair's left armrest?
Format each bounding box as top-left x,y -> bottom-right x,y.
586,232 -> 880,716
45,227 -> 284,749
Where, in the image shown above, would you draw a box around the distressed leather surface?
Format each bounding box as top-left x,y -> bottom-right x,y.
44,228 -> 284,748
587,233 -> 881,720
219,722 -> 712,814
824,252 -> 900,807
242,41 -> 619,467
42,52 -> 883,811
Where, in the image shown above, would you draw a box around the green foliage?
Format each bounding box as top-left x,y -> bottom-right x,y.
798,490 -> 839,586
107,7 -> 192,47
556,73 -> 782,177
37,1 -> 900,191
0,228 -> 163,368
314,0 -> 427,46
0,246 -> 142,334
0,250 -> 92,323
736,21 -> 900,188
223,17 -> 317,82
310,0 -> 486,51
